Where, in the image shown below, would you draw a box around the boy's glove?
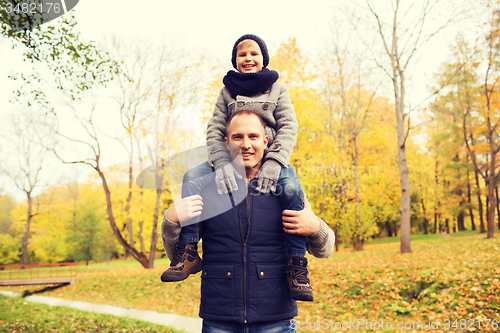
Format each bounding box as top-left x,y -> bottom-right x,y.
215,162 -> 242,194
256,159 -> 281,194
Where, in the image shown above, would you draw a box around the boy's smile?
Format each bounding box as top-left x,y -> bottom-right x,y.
236,40 -> 264,73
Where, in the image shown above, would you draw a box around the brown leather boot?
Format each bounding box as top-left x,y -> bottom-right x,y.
286,256 -> 314,301
160,241 -> 203,282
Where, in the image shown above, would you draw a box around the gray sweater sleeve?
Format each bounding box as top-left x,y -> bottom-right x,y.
306,219 -> 335,258
160,210 -> 181,261
265,84 -> 298,167
206,88 -> 232,168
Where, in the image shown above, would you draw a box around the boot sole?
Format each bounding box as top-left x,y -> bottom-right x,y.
160,259 -> 203,282
290,290 -> 314,302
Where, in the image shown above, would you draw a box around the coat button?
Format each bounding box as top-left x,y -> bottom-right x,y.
237,101 -> 244,107
203,272 -> 207,276
260,272 -> 264,276
227,272 -> 231,277
263,103 -> 269,110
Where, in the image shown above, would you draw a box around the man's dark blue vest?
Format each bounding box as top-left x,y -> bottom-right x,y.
198,177 -> 297,323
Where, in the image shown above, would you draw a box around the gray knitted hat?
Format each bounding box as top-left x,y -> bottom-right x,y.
231,34 -> 270,70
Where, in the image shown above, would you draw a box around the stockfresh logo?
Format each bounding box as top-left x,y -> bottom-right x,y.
3,0 -> 79,32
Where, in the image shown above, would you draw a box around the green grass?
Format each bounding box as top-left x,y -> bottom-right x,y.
0,294 -> 183,333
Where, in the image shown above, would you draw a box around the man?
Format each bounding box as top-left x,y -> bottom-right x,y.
161,110 -> 334,332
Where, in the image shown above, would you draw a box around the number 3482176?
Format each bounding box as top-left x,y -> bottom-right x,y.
443,319 -> 498,330
5,2 -> 62,15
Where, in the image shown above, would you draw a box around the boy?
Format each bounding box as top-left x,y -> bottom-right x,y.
161,34 -> 313,302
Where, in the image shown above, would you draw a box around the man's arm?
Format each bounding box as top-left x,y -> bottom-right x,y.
160,210 -> 181,261
282,194 -> 335,258
305,219 -> 335,258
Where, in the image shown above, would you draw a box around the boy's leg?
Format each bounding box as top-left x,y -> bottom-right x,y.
277,165 -> 313,302
161,162 -> 212,282
277,165 -> 306,256
179,161 -> 214,239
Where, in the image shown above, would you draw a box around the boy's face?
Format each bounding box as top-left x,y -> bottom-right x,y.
236,40 -> 264,73
225,113 -> 268,179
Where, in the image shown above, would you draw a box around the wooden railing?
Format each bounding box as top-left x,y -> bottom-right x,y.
0,263 -> 77,285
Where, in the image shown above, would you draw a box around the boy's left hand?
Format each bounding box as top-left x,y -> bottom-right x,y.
256,159 -> 281,193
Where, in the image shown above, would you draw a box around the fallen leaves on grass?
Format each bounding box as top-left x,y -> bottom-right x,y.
1,235 -> 499,333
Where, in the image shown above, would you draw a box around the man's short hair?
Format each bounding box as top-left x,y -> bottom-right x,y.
225,110 -> 266,136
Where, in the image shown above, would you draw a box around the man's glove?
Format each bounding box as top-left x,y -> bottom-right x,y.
215,162 -> 243,195
256,159 -> 282,194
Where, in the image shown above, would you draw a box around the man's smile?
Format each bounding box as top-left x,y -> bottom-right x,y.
241,152 -> 253,159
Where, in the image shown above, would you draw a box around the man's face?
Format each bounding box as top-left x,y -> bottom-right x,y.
236,40 -> 264,73
225,113 -> 268,178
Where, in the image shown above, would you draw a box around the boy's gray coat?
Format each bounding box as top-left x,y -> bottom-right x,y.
206,82 -> 298,168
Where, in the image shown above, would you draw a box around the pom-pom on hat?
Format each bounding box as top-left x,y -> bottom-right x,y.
231,34 -> 270,70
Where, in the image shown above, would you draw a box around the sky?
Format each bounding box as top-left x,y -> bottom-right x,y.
0,0 -> 466,201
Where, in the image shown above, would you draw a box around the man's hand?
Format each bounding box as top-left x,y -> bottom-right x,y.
166,192 -> 204,223
215,163 -> 242,194
282,193 -> 320,236
256,159 -> 281,193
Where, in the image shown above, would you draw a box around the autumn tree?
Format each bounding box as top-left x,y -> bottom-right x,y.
0,109 -> 56,264
459,4 -> 500,238
0,192 -> 19,264
343,0 -> 459,253
320,24 -> 382,250
428,42 -> 484,233
66,193 -> 107,265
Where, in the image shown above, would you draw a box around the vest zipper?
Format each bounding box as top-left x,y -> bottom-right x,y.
243,243 -> 247,323
242,180 -> 251,324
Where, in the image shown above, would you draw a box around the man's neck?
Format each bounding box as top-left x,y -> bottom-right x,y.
245,161 -> 262,179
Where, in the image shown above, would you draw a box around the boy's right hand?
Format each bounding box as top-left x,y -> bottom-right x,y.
215,163 -> 242,194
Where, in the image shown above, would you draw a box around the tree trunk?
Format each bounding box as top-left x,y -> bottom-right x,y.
139,218 -> 146,254
457,209 -> 465,231
467,157 -> 476,230
434,159 -> 440,234
86,244 -> 90,266
96,166 -> 149,268
393,65 -> 411,254
485,67 -> 497,239
148,161 -> 166,269
20,191 -> 33,265
126,138 -> 135,252
487,172 -> 496,238
421,198 -> 428,234
496,186 -> 500,229
136,141 -> 146,254
486,194 -> 489,229
353,137 -> 363,251
149,188 -> 162,269
474,167 -> 486,233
